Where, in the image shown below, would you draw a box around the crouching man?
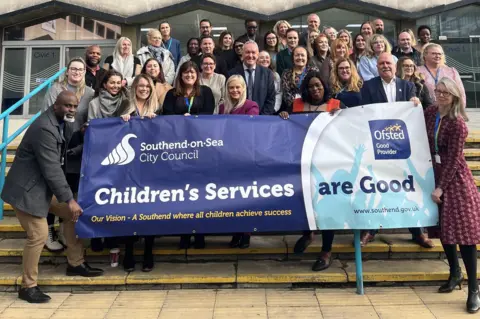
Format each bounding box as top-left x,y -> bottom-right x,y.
1,91 -> 103,303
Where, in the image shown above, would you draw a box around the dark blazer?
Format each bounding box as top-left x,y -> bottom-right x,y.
361,77 -> 416,105
1,108 -> 74,217
276,48 -> 293,78
228,64 -> 276,115
236,33 -> 262,49
392,46 -> 422,67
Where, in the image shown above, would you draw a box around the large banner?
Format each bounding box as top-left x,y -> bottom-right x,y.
76,102 -> 438,238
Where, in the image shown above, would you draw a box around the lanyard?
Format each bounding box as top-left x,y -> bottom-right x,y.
185,97 -> 195,113
425,66 -> 439,85
163,39 -> 172,51
434,112 -> 442,154
296,68 -> 307,89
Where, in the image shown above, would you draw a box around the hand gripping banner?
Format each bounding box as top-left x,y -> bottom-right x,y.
76,102 -> 438,238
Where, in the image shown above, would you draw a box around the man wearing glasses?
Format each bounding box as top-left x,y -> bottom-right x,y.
237,19 -> 262,49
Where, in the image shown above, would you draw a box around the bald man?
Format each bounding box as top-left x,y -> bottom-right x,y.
2,91 -> 103,303
85,45 -> 107,90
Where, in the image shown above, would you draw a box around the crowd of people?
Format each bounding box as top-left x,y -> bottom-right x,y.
2,15 -> 479,313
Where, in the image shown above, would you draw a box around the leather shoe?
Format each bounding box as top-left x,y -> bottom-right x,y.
312,252 -> 332,271
238,234 -> 250,249
413,234 -> 434,248
360,232 -> 375,247
18,286 -> 51,303
467,289 -> 480,313
66,263 -> 104,277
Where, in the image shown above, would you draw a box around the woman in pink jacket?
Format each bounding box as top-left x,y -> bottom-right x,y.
219,75 -> 259,115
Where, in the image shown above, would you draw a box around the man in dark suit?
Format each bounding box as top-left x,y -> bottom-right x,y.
1,91 -> 103,303
228,40 -> 276,115
360,53 -> 433,249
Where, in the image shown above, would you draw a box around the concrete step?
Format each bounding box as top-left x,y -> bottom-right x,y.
0,234 -> 478,264
1,258 -> 479,290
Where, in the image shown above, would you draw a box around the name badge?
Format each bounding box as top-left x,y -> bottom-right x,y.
435,154 -> 441,164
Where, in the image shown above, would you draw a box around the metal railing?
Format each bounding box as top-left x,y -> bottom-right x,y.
0,67 -> 67,220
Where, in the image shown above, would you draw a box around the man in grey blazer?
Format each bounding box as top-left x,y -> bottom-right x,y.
1,91 -> 103,303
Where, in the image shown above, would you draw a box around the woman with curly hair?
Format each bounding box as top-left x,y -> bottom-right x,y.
330,57 -> 363,107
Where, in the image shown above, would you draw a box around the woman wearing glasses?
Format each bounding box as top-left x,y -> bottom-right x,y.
396,57 -> 433,108
423,77 -> 480,313
42,57 -> 95,252
199,54 -> 226,113
358,34 -> 397,81
418,43 -> 466,107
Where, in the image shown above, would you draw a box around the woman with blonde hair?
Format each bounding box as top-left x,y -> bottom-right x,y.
273,20 -> 292,51
421,77 -> 479,313
120,74 -> 159,120
358,34 -> 397,81
104,37 -> 142,87
337,29 -> 353,53
330,57 -> 363,107
396,57 -> 432,108
320,38 -> 349,85
219,75 -> 259,115
137,29 -> 175,85
417,43 -> 466,107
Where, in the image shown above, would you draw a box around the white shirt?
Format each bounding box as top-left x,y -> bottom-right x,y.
381,77 -> 396,103
243,64 -> 256,86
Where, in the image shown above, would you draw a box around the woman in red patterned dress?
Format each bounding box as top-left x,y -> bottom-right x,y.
424,77 -> 480,313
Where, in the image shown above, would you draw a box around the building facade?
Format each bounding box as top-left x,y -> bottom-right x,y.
0,0 -> 479,119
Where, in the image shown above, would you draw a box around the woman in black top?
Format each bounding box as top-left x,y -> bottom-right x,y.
163,61 -> 215,116
163,61 -> 214,249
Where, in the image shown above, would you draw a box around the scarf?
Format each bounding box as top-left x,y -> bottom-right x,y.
148,45 -> 165,63
111,54 -> 134,79
91,89 -> 127,119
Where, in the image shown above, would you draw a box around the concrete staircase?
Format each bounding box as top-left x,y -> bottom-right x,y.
1,134 -> 480,291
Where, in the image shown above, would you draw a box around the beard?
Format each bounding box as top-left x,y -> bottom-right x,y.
63,114 -> 75,123
376,29 -> 384,34
86,59 -> 99,68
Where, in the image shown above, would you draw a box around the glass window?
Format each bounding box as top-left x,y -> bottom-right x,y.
3,15 -> 121,41
141,10 -> 246,52
1,48 -> 27,114
295,8 -> 396,45
106,28 -> 115,39
28,48 -> 61,114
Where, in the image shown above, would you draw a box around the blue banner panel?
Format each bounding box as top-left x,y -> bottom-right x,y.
77,115 -> 314,238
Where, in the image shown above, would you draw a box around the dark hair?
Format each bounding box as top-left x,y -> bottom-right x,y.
350,33 -> 365,62
300,71 -> 330,104
263,31 -> 279,52
218,31 -> 234,49
291,46 -> 310,66
186,37 -> 200,55
417,25 -> 431,36
174,61 -> 201,97
360,21 -> 373,33
141,58 -> 165,84
233,39 -> 244,59
286,28 -> 299,36
200,35 -> 215,44
97,69 -> 124,97
158,21 -> 169,29
244,19 -> 257,26
200,19 -> 211,26
201,53 -> 217,65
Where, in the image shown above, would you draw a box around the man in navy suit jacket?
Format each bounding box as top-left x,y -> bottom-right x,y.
361,53 -> 418,105
359,53 -> 433,249
228,41 -> 276,115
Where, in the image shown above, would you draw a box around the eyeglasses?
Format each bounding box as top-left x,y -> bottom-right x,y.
429,52 -> 443,56
403,64 -> 415,69
235,44 -> 244,49
338,66 -> 351,71
69,67 -> 85,73
247,26 -> 258,30
434,89 -> 452,97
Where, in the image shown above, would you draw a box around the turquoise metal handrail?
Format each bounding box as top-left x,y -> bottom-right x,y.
0,67 -> 67,220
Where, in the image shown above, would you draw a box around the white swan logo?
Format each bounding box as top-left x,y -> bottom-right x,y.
101,134 -> 137,166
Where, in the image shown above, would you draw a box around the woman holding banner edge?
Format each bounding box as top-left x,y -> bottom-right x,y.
422,77 -> 480,313
279,70 -> 342,271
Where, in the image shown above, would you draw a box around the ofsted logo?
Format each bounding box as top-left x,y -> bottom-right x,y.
101,134 -> 137,166
369,120 -> 411,160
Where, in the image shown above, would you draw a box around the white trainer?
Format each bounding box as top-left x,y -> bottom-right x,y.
45,226 -> 64,252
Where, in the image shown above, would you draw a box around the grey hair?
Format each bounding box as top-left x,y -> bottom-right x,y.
437,77 -> 468,121
243,40 -> 259,51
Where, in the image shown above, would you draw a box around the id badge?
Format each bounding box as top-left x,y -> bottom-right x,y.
435,154 -> 441,164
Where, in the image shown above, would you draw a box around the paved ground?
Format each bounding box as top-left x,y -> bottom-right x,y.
0,287 -> 475,318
